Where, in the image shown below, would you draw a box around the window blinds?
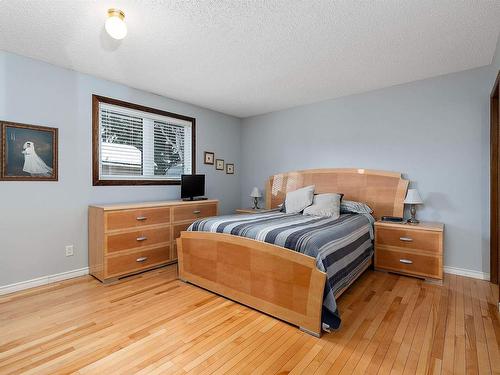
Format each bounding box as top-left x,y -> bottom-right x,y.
99,103 -> 192,181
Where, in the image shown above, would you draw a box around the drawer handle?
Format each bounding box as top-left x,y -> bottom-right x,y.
399,237 -> 413,242
399,259 -> 413,264
136,257 -> 148,262
193,210 -> 201,214
136,216 -> 147,221
136,236 -> 148,241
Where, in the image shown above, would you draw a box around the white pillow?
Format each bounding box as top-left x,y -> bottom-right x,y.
284,185 -> 315,214
303,193 -> 341,218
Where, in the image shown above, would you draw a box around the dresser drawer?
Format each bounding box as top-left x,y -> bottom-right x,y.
173,222 -> 192,240
105,207 -> 171,231
173,203 -> 217,222
375,247 -> 442,280
376,227 -> 441,253
106,245 -> 171,277
106,227 -> 170,254
172,243 -> 178,260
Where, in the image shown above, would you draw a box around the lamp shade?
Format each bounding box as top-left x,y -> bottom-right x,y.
250,187 -> 262,198
404,189 -> 423,205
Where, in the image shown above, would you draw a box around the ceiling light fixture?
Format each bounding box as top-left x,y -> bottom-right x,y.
105,9 -> 127,40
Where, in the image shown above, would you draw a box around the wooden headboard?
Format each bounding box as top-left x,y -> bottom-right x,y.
265,168 -> 409,219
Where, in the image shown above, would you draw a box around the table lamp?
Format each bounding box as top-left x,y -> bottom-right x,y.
250,187 -> 262,209
404,189 -> 423,224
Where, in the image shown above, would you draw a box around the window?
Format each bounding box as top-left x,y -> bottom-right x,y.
92,95 -> 195,185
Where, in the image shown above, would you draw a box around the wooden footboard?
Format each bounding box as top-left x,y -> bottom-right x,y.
177,231 -> 327,336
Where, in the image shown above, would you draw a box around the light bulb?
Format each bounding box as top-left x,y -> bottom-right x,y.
105,9 -> 127,40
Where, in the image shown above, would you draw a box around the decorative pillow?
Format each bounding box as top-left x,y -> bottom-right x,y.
303,193 -> 341,218
340,200 -> 373,214
281,192 -> 343,212
284,185 -> 315,214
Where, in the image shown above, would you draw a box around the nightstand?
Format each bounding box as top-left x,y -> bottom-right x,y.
374,221 -> 444,282
235,208 -> 271,214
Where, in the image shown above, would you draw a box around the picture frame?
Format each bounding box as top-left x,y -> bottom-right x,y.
204,151 -> 215,165
1,121 -> 58,181
216,159 -> 224,170
226,163 -> 234,174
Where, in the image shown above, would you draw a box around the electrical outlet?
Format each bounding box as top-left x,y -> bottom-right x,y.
65,245 -> 74,257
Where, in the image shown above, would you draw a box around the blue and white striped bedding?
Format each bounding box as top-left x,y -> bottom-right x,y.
189,210 -> 374,330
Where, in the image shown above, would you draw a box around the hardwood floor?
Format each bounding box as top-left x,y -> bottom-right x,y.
0,265 -> 499,374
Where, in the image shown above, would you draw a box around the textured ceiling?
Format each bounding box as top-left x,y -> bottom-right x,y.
0,1 -> 499,118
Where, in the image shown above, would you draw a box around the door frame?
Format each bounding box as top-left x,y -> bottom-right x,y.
491,70 -> 500,284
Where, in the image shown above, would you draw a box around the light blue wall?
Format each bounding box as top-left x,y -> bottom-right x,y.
0,51 -> 241,286
1,35 -> 499,286
493,34 -> 500,70
241,65 -> 498,275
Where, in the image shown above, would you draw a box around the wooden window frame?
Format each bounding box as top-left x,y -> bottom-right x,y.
92,95 -> 196,186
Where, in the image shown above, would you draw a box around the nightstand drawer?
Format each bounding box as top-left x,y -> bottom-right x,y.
376,227 -> 441,253
375,247 -> 442,280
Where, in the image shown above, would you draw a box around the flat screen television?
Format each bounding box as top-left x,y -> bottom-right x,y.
181,174 -> 206,200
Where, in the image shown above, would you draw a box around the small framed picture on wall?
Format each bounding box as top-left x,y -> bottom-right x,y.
216,159 -> 224,170
1,121 -> 58,181
226,163 -> 234,174
204,151 -> 215,165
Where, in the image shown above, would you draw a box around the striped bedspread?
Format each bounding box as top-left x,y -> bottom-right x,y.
189,210 -> 374,330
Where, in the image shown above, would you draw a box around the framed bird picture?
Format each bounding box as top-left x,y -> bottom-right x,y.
1,121 -> 58,181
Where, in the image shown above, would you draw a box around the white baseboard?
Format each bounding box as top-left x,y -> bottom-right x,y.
444,266 -> 490,281
0,267 -> 89,296
0,265 -> 490,296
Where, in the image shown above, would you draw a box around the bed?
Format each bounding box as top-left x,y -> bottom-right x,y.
177,168 -> 408,336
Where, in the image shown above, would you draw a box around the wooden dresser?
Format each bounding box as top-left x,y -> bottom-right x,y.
88,200 -> 218,282
374,221 -> 444,282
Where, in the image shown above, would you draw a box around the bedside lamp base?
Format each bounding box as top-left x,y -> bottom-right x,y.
407,204 -> 419,224
252,197 -> 260,210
